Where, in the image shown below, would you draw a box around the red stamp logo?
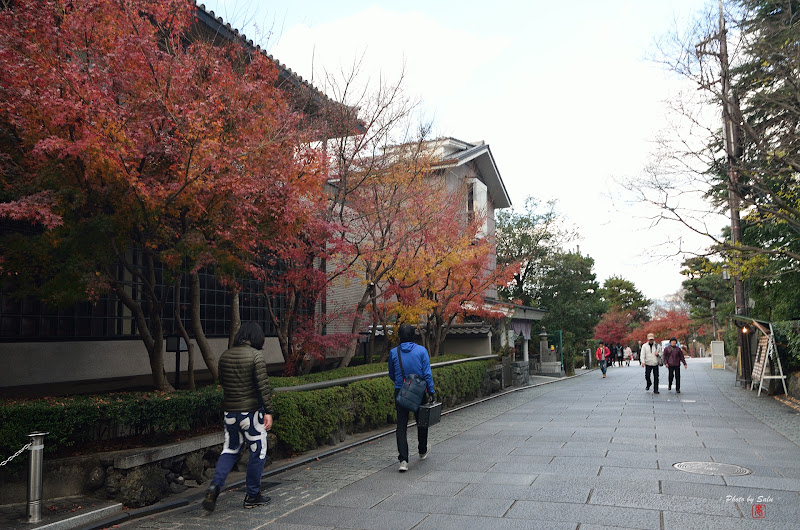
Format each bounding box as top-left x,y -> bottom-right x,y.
752,504 -> 766,519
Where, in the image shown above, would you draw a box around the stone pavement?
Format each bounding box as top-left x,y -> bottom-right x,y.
122,360 -> 800,529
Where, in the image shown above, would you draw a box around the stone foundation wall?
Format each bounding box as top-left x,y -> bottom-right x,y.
0,434 -> 277,508
484,365 -> 503,394
511,361 -> 530,386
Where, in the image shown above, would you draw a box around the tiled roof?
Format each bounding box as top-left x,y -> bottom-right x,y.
194,3 -> 334,112
367,323 -> 492,337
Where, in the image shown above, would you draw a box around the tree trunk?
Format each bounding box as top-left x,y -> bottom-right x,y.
228,285 -> 241,349
149,329 -> 172,391
173,277 -> 196,390
191,272 -> 218,381
111,278 -> 173,391
366,291 -> 380,364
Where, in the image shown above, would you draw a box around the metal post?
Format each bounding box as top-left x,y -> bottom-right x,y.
26,431 -> 48,524
175,349 -> 181,390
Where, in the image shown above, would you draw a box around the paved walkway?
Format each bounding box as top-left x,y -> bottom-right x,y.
125,359 -> 800,529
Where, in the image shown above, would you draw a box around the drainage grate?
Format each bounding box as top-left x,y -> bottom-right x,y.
673,462 -> 752,476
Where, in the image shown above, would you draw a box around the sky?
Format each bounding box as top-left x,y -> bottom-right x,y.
200,0 -> 722,302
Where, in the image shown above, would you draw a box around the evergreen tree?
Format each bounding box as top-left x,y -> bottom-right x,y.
534,251 -> 604,372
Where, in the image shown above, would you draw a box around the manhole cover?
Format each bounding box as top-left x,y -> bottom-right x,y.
673,462 -> 752,476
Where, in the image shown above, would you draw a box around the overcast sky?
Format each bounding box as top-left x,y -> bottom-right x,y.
200,0 -> 722,302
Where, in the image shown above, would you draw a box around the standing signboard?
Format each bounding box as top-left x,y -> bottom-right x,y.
750,335 -> 769,385
711,341 -> 725,370
750,323 -> 788,397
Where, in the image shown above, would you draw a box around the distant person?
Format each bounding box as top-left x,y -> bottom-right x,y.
624,345 -> 632,366
663,337 -> 688,393
640,333 -> 662,394
203,322 -> 273,512
596,341 -> 610,378
389,324 -> 435,472
616,343 -> 624,366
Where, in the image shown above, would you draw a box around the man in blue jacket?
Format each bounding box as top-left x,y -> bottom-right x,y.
389,324 -> 435,472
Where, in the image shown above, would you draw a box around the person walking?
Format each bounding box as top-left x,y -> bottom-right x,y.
615,343 -> 624,367
203,322 -> 274,512
389,324 -> 435,472
596,341 -> 610,378
663,337 -> 688,393
640,333 -> 662,394
624,345 -> 632,367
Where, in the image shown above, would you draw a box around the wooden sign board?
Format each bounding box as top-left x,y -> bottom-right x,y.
750,335 -> 769,384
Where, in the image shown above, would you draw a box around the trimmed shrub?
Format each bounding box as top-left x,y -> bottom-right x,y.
0,386 -> 223,468
0,358 -> 496,464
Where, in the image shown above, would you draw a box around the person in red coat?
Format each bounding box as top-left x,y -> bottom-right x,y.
596,341 -> 610,378
663,337 -> 688,393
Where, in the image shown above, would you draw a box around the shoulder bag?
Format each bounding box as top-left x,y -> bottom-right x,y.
395,346 -> 427,412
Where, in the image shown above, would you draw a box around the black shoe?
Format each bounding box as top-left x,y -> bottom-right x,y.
668,386 -> 671,390
202,484 -> 219,512
646,385 -> 651,391
654,391 -> 660,394
243,492 -> 271,509
676,390 -> 680,394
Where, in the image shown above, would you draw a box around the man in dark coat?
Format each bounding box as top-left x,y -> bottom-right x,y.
663,337 -> 688,393
203,322 -> 274,512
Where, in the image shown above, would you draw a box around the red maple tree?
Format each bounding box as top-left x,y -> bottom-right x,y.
625,309 -> 690,346
593,310 -> 631,345
0,0 -> 326,389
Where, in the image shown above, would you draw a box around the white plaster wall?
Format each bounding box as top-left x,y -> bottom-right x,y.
0,336 -> 285,387
440,336 -> 491,357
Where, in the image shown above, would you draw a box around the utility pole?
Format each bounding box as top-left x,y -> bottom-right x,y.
716,0 -> 750,384
717,0 -> 747,318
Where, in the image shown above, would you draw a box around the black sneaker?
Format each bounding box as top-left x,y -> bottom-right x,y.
202,484 -> 219,512
676,390 -> 681,394
654,391 -> 660,394
243,492 -> 271,509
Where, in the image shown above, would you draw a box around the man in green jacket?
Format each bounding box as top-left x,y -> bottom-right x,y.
203,322 -> 274,512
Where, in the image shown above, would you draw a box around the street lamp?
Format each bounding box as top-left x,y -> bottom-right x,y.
710,299 -> 717,341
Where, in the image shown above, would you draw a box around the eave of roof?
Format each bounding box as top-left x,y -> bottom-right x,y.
432,140 -> 512,209
367,323 -> 492,337
484,298 -> 547,321
194,2 -> 361,133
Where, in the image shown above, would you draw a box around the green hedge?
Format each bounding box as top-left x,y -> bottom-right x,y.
0,386 -> 222,469
268,359 -> 495,455
0,359 -> 495,464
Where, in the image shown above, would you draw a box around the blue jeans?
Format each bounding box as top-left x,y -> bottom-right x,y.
211,410 -> 267,497
600,360 -> 607,375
